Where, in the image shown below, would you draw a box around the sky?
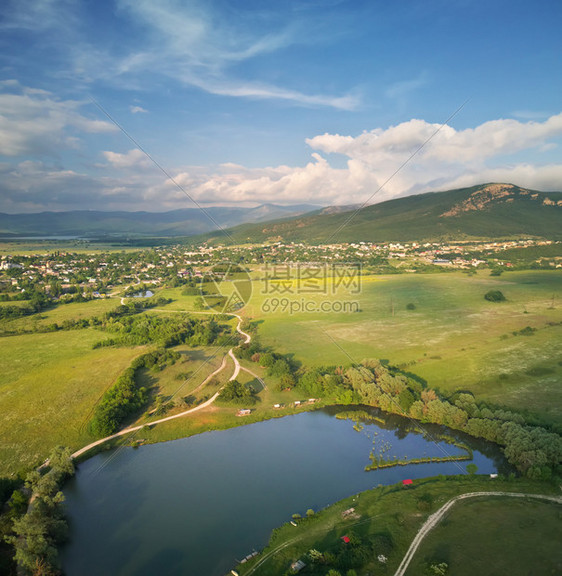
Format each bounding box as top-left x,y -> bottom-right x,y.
1,0 -> 562,213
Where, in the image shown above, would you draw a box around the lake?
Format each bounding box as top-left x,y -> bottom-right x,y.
61,408 -> 507,576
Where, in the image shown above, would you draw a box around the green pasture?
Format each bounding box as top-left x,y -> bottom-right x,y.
405,495 -> 562,576
241,270 -> 562,424
236,476 -> 560,576
0,329 -> 145,476
0,297 -> 120,334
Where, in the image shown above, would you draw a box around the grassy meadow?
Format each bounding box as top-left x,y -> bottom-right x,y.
241,270 -> 562,426
1,268 -> 560,476
0,328 -> 145,476
404,494 -> 562,576
0,297 -> 119,334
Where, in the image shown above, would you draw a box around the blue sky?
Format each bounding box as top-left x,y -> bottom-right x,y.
1,0 -> 561,212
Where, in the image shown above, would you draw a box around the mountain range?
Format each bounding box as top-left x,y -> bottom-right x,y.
198,183 -> 562,244
1,183 -> 560,243
0,203 -> 320,238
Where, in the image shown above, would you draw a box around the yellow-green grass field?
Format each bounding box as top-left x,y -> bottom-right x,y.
404,495 -> 562,576
0,329 -> 146,476
239,270 -> 562,425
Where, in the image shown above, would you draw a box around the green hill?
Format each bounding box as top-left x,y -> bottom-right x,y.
198,183 -> 562,244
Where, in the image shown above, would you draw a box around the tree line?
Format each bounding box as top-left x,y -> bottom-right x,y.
236,341 -> 562,480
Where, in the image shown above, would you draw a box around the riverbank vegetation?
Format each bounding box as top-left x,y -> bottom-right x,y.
234,340 -> 562,480
5,447 -> 75,576
234,476 -> 560,576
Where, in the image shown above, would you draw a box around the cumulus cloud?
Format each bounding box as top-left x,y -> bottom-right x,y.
2,113 -> 562,212
154,113 -> 562,208
0,83 -> 116,157
307,114 -> 562,164
102,149 -> 152,169
130,105 -> 148,114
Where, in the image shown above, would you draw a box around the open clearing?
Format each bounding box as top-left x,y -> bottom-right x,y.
404,494 -> 562,576
243,270 -> 562,425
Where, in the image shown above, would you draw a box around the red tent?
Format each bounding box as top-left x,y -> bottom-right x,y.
402,479 -> 413,486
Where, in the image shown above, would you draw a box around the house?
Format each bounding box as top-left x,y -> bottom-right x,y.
402,479 -> 413,487
237,409 -> 251,416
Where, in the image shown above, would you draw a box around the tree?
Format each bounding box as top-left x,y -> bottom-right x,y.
218,380 -> 256,405
466,463 -> 478,475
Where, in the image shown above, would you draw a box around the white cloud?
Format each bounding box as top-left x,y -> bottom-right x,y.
0,83 -> 116,157
102,149 -> 152,169
165,113 -> 562,206
106,0 -> 359,109
306,114 -> 562,164
385,72 -> 428,100
3,114 -> 562,212
130,105 -> 148,114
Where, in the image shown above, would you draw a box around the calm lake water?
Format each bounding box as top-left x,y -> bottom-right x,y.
61,408 -> 507,576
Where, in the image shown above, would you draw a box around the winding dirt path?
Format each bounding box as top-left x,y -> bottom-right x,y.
393,491 -> 562,576
71,312 -> 251,461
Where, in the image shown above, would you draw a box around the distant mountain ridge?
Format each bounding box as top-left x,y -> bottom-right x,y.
198,183 -> 562,244
0,203 -> 321,238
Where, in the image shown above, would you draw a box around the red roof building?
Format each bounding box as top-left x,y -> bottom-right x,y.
341,536 -> 351,544
402,479 -> 413,486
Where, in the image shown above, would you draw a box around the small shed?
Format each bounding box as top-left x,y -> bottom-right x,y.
290,559 -> 306,572
402,479 -> 413,487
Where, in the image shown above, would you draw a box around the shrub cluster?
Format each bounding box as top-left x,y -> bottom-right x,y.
90,349 -> 180,437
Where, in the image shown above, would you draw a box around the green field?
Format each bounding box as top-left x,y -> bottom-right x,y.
242,270 -> 562,426
0,297 -> 120,334
1,269 -> 560,475
235,476 -> 560,576
0,329 -> 145,476
405,495 -> 562,576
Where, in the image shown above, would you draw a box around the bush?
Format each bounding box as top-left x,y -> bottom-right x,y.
484,289 -> 506,302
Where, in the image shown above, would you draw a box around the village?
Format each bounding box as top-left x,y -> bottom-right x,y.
0,237 -> 559,303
